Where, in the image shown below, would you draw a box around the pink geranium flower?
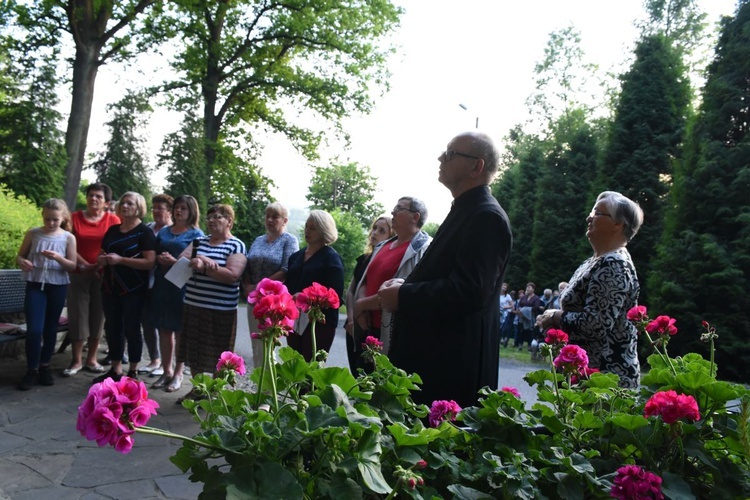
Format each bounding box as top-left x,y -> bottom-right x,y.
77,377 -> 160,454
553,344 -> 589,374
645,315 -> 678,336
544,329 -> 569,345
216,351 -> 247,376
428,400 -> 462,428
610,465 -> 664,499
627,305 -> 648,322
362,336 -> 383,351
253,293 -> 299,332
248,278 -> 289,305
644,390 -> 700,424
501,386 -> 521,398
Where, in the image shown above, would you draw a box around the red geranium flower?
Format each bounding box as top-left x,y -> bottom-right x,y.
627,305 -> 648,322
645,315 -> 678,336
611,465 -> 664,499
544,329 -> 569,345
644,390 -> 700,424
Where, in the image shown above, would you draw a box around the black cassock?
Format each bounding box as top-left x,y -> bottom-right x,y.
390,185 -> 512,408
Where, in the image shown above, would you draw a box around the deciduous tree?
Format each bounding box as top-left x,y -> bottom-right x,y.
10,0 -> 163,208
157,0 -> 402,209
307,162 -> 384,228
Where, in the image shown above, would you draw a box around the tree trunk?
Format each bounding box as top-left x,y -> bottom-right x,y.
63,44 -> 101,209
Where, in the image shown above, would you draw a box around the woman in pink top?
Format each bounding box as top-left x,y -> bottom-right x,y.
63,183 -> 120,377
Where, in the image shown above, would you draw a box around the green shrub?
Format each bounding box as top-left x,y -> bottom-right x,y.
0,184 -> 41,268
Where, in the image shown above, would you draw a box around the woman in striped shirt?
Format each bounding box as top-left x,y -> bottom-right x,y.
172,204 -> 247,395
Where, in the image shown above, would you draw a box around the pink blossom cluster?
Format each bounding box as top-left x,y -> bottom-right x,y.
362,335 -> 383,351
646,315 -> 678,336
500,386 -> 521,398
76,377 -> 160,454
216,351 -> 246,376
296,282 -> 340,315
553,344 -> 589,374
544,328 -> 569,345
610,465 -> 664,499
626,305 -> 648,322
428,400 -> 461,428
248,278 -> 299,336
644,390 -> 701,424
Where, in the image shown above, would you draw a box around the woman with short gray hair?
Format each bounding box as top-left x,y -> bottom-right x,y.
285,210 -> 344,361
242,202 -> 299,370
538,191 -> 644,387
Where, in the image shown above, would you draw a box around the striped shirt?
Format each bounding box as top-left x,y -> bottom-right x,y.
184,236 -> 246,311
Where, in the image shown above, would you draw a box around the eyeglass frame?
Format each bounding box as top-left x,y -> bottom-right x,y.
206,214 -> 228,221
589,210 -> 612,219
391,206 -> 418,216
441,149 -> 481,162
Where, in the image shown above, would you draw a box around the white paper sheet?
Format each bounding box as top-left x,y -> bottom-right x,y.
164,257 -> 194,288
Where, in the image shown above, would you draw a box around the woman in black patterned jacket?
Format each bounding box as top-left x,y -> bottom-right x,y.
538,191 -> 644,388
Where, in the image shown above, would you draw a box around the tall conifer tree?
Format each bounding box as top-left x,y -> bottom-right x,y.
649,0 -> 750,382
598,34 -> 691,303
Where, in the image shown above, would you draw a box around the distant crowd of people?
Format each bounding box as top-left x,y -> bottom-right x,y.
15,130 -> 644,405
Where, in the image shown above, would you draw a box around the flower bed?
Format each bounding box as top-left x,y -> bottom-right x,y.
77,282 -> 750,499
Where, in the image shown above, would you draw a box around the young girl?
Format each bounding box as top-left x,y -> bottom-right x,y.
16,198 -> 77,390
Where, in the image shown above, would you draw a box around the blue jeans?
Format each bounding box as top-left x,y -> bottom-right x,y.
102,292 -> 146,364
24,282 -> 67,370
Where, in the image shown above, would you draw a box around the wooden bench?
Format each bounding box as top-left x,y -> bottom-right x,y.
0,269 -> 69,345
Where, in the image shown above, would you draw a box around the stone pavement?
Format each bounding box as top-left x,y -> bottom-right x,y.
0,305 -> 538,499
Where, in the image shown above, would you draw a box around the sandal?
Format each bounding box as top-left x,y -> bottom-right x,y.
83,363 -> 106,373
165,374 -> 183,393
151,374 -> 171,389
62,365 -> 82,377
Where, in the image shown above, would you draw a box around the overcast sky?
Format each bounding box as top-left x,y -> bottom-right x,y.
84,0 -> 738,224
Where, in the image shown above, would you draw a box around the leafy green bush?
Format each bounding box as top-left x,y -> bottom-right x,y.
0,184 -> 41,268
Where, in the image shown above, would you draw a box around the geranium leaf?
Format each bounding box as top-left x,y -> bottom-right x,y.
573,411 -> 603,429
661,471 -> 695,500
355,430 -> 391,495
447,484 -> 496,499
276,358 -> 309,384
584,372 -> 620,388
224,462 -> 303,499
310,367 -> 359,393
700,381 -> 740,403
675,371 -> 713,391
609,414 -> 649,431
325,473 -> 363,499
524,369 -> 559,386
388,423 -> 442,446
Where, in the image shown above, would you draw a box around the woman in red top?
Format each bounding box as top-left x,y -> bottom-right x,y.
63,183 -> 120,377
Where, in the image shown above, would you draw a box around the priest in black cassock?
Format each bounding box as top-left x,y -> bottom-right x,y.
378,131 -> 512,408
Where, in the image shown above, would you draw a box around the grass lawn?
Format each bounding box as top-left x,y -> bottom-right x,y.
498,344 -> 548,366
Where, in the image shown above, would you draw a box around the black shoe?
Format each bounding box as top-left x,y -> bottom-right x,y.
18,370 -> 39,391
92,370 -> 122,384
38,367 -> 54,386
126,370 -> 138,380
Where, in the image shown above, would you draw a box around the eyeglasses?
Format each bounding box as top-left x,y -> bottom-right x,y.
391,206 -> 417,216
589,210 -> 612,218
206,214 -> 227,221
441,149 -> 481,162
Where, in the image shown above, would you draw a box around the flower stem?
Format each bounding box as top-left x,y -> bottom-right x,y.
136,426 -> 232,454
